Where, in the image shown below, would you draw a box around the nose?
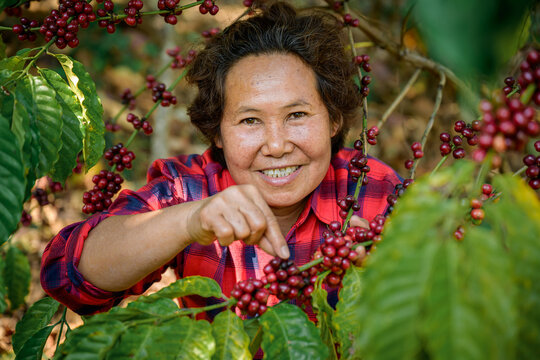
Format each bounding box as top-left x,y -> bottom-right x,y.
260,121 -> 294,158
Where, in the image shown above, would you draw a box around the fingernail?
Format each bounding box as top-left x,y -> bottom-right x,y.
281,245 -> 290,259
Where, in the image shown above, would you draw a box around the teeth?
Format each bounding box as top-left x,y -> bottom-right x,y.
262,166 -> 299,178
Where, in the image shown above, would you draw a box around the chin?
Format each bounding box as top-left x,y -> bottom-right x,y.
265,194 -> 305,209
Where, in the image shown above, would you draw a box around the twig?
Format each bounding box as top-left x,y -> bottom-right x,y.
55,307 -> 68,350
376,68 -> 421,130
513,165 -> 527,177
324,1 -> 472,98
410,72 -> 446,179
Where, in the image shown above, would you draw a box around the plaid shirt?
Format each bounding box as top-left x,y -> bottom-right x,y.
41,148 -> 401,319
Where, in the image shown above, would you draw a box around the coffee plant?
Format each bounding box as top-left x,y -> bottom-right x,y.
1,0 -> 539,359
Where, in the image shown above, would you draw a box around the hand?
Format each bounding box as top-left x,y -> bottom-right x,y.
186,184 -> 290,259
349,215 -> 369,229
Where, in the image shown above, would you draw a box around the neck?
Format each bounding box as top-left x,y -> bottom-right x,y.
270,198 -> 308,237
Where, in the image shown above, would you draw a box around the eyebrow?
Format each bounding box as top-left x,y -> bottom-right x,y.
235,100 -> 311,115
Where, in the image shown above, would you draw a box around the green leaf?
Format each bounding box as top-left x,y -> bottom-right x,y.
126,297 -> 179,316
12,297 -> 60,354
333,266 -> 363,359
106,317 -> 215,360
27,75 -> 63,177
12,86 -> 40,200
421,226 -> 515,360
0,37 -> 6,60
137,276 -> 223,304
102,324 -> 162,360
244,318 -> 263,356
490,175 -> 540,359
38,68 -> 83,182
54,320 -> 127,360
0,103 -> 25,246
312,284 -> 338,360
351,163 -> 472,360
411,0 -> 534,82
0,55 -> 25,87
4,246 -> 31,309
0,0 -> 28,12
0,93 -> 14,132
15,325 -> 55,360
52,54 -> 104,170
211,310 -> 251,360
15,48 -> 34,57
0,260 -> 7,313
260,303 -> 329,360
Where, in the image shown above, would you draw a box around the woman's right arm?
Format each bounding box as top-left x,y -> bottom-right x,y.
78,184 -> 289,292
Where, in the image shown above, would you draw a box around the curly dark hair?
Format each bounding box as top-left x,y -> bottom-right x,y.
186,1 -> 360,167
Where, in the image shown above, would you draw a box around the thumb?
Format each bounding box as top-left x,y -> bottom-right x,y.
350,215 -> 369,229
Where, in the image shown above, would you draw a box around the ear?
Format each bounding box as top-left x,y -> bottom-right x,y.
215,134 -> 223,149
331,116 -> 342,137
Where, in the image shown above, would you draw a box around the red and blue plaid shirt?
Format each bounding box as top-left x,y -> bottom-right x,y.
41,148 -> 401,319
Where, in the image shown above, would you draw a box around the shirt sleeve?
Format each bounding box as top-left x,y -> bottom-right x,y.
40,158 -> 189,315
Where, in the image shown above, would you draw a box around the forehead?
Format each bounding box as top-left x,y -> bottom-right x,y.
223,53 -> 320,108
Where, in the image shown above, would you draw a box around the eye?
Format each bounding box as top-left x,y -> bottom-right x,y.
240,118 -> 258,125
289,112 -> 307,119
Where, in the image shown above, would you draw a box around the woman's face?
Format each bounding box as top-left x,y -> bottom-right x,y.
217,53 -> 338,213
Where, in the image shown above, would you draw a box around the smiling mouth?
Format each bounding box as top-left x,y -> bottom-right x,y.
260,166 -> 300,178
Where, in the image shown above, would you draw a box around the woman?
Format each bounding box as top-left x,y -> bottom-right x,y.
40,2 -> 401,318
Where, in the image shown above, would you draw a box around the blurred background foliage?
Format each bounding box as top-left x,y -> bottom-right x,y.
0,0 -> 538,357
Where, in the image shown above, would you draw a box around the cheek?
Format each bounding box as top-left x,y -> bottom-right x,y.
222,129 -> 262,166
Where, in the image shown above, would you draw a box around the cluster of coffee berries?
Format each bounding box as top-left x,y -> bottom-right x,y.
502,77 -> 518,96
264,258 -> 316,304
523,141 -> 540,190
97,1 -> 120,34
157,0 -> 183,25
337,194 -> 361,219
517,49 -> 540,106
199,0 -> 219,15
454,184 -> 494,240
365,126 -> 378,145
146,78 -> 177,106
166,47 -> 197,69
231,278 -> 269,317
474,97 -> 539,161
469,197 -> 485,224
386,178 -> 413,215
82,170 -> 124,214
103,143 -> 135,171
201,27 -> 220,38
32,188 -> 49,206
91,170 -> 123,196
349,146 -> 370,184
439,120 -> 480,160
404,142 -> 423,170
105,120 -> 121,132
480,183 -> 494,200
318,227 -> 363,287
5,6 -> 23,17
242,0 -> 254,7
121,88 -> 136,110
124,0 -> 143,26
343,13 -> 359,27
12,17 -> 38,42
20,210 -> 32,227
126,113 -> 153,135
41,0 -> 95,48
